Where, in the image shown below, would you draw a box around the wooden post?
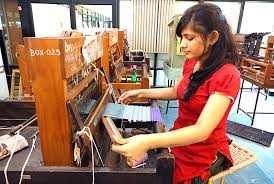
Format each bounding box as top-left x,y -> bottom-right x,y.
16,45 -> 32,96
24,36 -> 86,166
102,32 -> 110,81
118,30 -> 124,59
264,36 -> 274,63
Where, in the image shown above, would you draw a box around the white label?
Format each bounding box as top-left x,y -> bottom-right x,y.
29,49 -> 61,56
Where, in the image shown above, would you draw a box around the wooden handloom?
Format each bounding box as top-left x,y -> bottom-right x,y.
101,30 -> 150,102
0,45 -> 35,126
0,34 -> 174,184
237,36 -> 274,125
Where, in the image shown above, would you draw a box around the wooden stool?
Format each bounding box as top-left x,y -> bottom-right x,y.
208,142 -> 256,184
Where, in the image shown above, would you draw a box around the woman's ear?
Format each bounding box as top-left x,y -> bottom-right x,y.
208,31 -> 219,45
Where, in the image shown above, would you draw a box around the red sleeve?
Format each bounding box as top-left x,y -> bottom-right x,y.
208,65 -> 240,102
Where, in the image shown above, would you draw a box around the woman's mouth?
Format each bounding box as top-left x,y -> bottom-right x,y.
183,51 -> 191,55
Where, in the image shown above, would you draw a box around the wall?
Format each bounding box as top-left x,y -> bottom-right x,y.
0,48 -> 9,98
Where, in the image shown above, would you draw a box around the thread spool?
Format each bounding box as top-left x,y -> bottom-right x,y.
129,152 -> 148,168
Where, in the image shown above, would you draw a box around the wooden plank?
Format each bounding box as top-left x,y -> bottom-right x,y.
67,100 -> 84,130
10,69 -> 16,97
81,35 -> 103,63
111,83 -> 142,90
241,57 -> 274,88
16,45 -> 32,95
109,30 -> 118,47
85,87 -> 111,128
67,71 -> 97,100
59,37 -> 86,79
118,30 -> 124,59
102,117 -> 123,143
25,37 -> 73,166
0,100 -> 36,125
101,32 -> 110,81
264,36 -> 274,63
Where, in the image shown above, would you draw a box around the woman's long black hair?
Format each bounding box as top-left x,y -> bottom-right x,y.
176,3 -> 238,101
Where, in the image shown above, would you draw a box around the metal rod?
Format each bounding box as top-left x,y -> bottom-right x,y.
246,112 -> 274,114
237,79 -> 245,113
0,118 -> 29,121
166,79 -> 170,114
10,114 -> 37,135
238,108 -> 253,119
251,88 -> 261,126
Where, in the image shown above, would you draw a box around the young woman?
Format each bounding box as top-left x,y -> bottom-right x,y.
112,3 -> 240,184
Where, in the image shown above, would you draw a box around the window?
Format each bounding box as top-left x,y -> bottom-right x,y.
205,1 -> 241,33
32,3 -> 71,37
75,5 -> 112,32
241,2 -> 274,34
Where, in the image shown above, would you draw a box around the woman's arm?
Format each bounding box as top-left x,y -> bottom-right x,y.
118,74 -> 184,103
147,93 -> 231,148
112,93 -> 231,161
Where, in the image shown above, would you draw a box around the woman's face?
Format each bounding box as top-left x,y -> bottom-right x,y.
179,23 -> 210,60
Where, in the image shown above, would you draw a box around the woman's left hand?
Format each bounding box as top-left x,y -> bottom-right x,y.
112,134 -> 150,167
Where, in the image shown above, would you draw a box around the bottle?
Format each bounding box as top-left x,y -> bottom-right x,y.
131,65 -> 137,83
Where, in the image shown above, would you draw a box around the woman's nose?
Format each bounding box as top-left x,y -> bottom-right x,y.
179,39 -> 187,49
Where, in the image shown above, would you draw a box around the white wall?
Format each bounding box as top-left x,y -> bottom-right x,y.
0,17 -> 9,98
0,49 -> 9,98
120,0 -> 132,46
173,1 -> 198,15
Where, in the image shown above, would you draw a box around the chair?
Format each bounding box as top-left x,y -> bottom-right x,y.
208,142 -> 256,184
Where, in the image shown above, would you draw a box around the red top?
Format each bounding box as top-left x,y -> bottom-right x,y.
170,58 -> 240,184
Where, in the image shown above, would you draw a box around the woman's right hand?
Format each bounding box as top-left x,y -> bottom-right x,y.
112,134 -> 150,167
118,90 -> 142,104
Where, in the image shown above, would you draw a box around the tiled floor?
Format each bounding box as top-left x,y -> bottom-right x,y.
158,80 -> 274,184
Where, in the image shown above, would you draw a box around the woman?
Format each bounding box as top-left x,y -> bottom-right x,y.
112,3 -> 240,184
